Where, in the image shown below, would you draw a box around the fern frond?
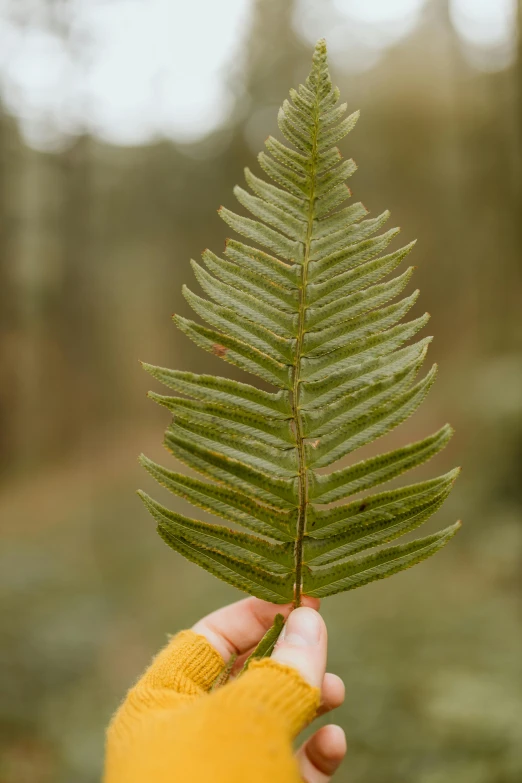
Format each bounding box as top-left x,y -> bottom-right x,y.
140,39 -> 460,609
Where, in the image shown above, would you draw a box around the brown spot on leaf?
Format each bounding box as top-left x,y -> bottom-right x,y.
212,343 -> 228,357
310,439 -> 320,449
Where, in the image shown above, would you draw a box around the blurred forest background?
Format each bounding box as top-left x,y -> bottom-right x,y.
0,0 -> 521,781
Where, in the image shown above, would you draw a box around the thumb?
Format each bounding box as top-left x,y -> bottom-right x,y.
271,607 -> 327,688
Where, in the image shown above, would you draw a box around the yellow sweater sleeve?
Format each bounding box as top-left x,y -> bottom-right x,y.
104,630 -> 320,783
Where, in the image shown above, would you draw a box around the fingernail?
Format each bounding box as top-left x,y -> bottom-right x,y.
282,608 -> 321,647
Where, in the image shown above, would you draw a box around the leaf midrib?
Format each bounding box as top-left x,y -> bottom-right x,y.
292,87 -> 321,606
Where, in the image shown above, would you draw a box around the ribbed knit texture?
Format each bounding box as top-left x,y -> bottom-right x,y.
104,630 -> 320,783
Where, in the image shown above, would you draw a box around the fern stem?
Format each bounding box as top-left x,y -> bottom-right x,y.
292,84 -> 321,608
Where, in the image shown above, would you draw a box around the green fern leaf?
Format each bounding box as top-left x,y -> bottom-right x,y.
242,613 -> 286,672
139,39 -> 461,611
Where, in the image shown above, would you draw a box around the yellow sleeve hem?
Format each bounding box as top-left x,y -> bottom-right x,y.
222,657 -> 320,738
139,629 -> 224,692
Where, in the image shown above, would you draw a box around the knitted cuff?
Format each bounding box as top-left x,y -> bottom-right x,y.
224,658 -> 320,738
139,630 -> 224,693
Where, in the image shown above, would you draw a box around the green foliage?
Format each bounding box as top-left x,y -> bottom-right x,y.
139,40 -> 460,609
243,613 -> 285,671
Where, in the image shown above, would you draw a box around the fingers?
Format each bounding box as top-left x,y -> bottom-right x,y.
317,672 -> 345,717
296,724 -> 347,783
271,607 -> 326,688
195,602 -> 344,720
192,596 -> 320,662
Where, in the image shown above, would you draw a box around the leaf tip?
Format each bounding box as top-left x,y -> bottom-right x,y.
444,422 -> 456,438
147,390 -> 166,404
312,38 -> 327,65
